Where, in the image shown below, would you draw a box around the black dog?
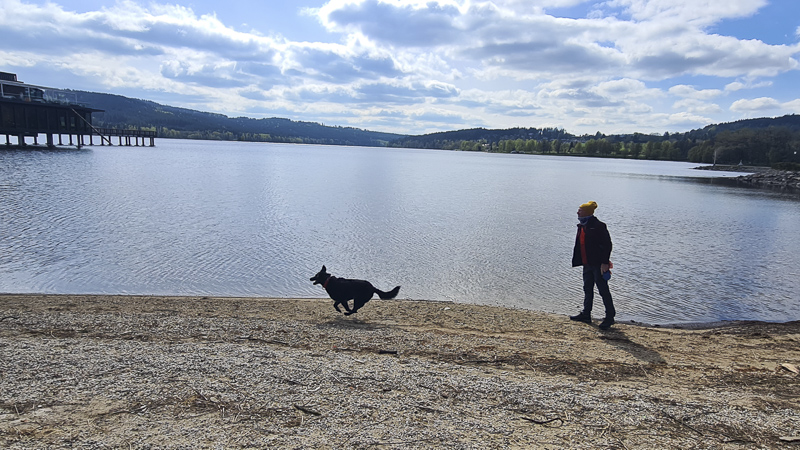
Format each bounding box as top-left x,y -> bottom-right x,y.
310,265 -> 400,315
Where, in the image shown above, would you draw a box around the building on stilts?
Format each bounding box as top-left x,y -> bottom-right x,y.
1,72 -> 155,149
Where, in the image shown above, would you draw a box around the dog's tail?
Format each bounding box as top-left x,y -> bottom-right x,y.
376,286 -> 400,300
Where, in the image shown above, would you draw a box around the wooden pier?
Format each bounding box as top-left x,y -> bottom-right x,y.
25,126 -> 158,148
1,72 -> 155,149
88,127 -> 156,147
4,127 -> 157,149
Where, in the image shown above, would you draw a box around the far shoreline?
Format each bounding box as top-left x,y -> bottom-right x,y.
694,164 -> 800,190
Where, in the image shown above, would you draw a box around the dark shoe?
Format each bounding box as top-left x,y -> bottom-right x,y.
599,317 -> 615,330
570,312 -> 592,324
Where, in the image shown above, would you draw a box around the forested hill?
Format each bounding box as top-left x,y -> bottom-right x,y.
72,90 -> 405,147
386,114 -> 800,168
389,115 -> 800,149
682,114 -> 800,139
388,127 -> 574,149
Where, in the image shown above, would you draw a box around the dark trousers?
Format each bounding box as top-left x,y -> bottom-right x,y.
582,265 -> 615,318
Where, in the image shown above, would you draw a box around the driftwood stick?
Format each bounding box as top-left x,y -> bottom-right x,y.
192,388 -> 220,407
520,416 -> 563,426
415,404 -> 448,414
278,376 -> 306,386
293,404 -> 321,416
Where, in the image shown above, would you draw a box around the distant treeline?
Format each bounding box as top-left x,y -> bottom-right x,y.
388,126 -> 573,150
390,115 -> 800,167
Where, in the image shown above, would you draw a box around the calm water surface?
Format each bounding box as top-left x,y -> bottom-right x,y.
1,139 -> 798,324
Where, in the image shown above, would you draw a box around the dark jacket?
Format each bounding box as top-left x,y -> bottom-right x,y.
572,216 -> 612,267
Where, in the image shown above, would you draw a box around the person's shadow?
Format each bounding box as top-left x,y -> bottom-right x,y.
599,329 -> 666,365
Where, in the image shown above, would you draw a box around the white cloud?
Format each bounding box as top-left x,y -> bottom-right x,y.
725,79 -> 773,92
621,30 -> 798,79
493,0 -> 585,8
592,78 -> 663,101
672,98 -> 723,115
730,97 -> 781,112
784,99 -> 800,113
725,81 -> 746,92
318,0 -> 470,45
668,111 -> 713,127
669,85 -> 722,100
607,0 -> 767,24
314,0 -> 798,84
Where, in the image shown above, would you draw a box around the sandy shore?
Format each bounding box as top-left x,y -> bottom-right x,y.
1,294 -> 799,449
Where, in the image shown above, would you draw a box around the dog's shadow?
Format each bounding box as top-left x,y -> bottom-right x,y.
317,316 -> 388,331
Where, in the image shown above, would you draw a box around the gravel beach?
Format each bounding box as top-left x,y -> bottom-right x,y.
1,294 -> 799,449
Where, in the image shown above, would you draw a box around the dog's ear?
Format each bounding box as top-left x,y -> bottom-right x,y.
321,265 -> 326,272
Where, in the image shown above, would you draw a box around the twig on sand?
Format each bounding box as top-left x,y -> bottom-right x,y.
192,388 -> 215,405
416,403 -> 448,414
520,416 -> 563,427
293,404 -> 321,416
598,415 -> 629,449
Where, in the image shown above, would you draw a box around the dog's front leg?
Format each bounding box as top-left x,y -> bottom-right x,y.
333,300 -> 353,314
344,302 -> 360,316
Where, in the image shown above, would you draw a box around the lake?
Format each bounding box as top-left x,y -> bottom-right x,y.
1,139 -> 798,324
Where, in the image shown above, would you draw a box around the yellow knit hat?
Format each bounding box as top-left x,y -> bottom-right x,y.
579,201 -> 597,214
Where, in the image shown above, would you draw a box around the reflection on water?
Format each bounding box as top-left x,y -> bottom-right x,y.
0,140 -> 798,324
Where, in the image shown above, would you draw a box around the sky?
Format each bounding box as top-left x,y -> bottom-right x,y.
1,0 -> 799,136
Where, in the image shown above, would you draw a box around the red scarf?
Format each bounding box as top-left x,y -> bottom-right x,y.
579,225 -> 587,265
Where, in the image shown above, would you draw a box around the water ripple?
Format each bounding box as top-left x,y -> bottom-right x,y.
1,142 -> 798,324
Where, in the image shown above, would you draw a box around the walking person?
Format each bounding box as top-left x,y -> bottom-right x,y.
569,201 -> 616,330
